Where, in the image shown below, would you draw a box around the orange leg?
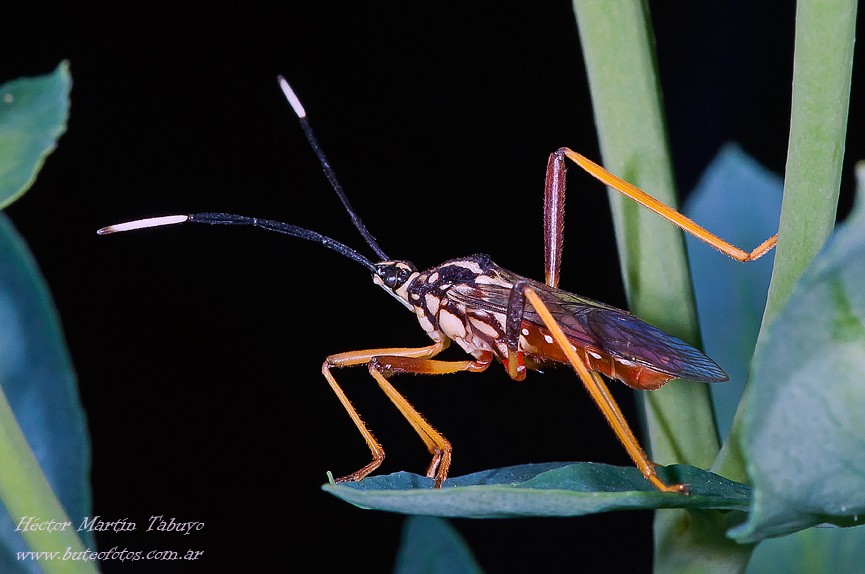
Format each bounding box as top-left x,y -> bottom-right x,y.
558,148 -> 777,262
518,285 -> 686,493
323,340 -> 492,487
544,151 -> 567,288
541,148 -> 778,286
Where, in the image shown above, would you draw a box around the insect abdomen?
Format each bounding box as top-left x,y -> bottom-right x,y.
518,323 -> 673,390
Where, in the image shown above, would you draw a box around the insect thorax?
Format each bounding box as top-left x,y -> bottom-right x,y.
402,254 -> 514,360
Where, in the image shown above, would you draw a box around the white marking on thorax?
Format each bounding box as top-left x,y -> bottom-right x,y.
474,273 -> 513,288
468,316 -> 499,338
438,309 -> 467,339
414,308 -> 437,338
424,293 -> 440,315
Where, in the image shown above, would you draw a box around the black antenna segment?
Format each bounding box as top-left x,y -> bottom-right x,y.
277,76 -> 390,262
97,213 -> 377,273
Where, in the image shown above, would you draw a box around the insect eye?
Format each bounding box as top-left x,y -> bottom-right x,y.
384,269 -> 407,289
378,263 -> 414,290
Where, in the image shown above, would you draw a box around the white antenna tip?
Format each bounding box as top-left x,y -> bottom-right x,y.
97,214 -> 190,235
277,75 -> 307,119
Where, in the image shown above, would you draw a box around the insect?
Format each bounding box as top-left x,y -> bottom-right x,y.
99,77 -> 777,493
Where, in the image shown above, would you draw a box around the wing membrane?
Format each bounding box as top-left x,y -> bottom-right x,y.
448,270 -> 727,383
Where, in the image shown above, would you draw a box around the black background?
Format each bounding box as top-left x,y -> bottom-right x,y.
1,3 -> 862,573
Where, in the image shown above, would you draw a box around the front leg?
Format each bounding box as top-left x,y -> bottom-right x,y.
322,341 -> 448,485
323,340 -> 492,488
368,351 -> 492,487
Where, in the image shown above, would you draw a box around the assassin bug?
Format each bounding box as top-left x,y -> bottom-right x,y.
99,77 -> 778,493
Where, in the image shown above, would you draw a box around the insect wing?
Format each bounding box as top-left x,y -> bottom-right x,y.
569,301 -> 728,383
448,275 -> 727,383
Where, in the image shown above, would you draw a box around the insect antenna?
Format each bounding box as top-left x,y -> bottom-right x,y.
277,76 -> 390,262
97,76 -> 393,273
97,213 -> 377,273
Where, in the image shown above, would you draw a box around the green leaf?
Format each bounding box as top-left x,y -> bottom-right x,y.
0,213 -> 94,573
0,61 -> 71,209
683,144 -> 782,442
323,463 -> 750,518
394,517 -> 485,574
0,63 -> 93,573
688,152 -> 864,574
747,526 -> 865,574
730,174 -> 865,544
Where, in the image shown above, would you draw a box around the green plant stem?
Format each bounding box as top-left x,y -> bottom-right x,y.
713,0 -> 856,484
0,385 -> 96,574
573,2 -> 749,572
571,1 -> 718,474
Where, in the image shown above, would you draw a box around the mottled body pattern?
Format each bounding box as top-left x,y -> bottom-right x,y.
373,253 -> 727,391
98,78 -> 777,492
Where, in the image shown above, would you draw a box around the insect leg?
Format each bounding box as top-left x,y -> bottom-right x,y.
504,279 -> 530,381
323,341 -> 448,485
323,340 -> 491,487
368,352 -> 493,487
544,151 -> 567,288
555,148 -> 778,262
515,284 -> 687,493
